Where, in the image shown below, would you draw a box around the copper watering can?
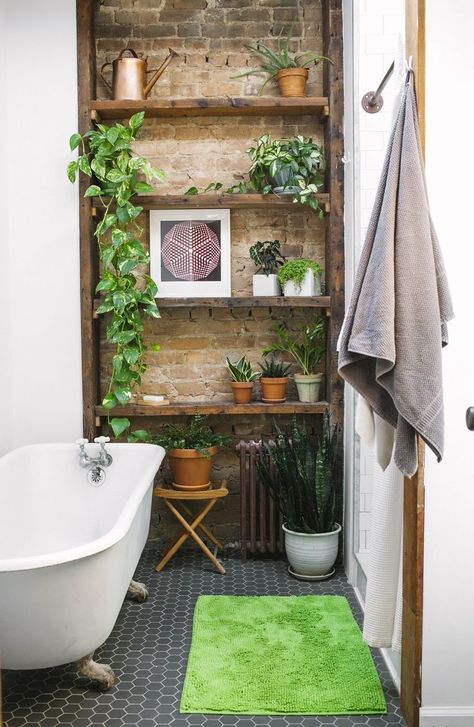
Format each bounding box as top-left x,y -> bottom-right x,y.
100,48 -> 178,100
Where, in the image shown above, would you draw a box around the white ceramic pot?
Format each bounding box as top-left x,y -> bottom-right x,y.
252,274 -> 281,296
283,523 -> 341,577
294,372 -> 323,402
283,269 -> 321,297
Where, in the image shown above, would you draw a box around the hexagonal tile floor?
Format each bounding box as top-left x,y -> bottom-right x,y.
2,544 -> 405,727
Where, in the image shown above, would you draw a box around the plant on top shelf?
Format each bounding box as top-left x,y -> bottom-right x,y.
226,355 -> 261,404
278,259 -> 323,297
233,25 -> 333,98
259,356 -> 292,403
249,239 -> 286,296
129,413 -> 229,492
257,414 -> 340,579
263,315 -> 325,403
67,112 -> 166,438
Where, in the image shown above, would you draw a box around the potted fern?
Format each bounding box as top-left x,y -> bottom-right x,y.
263,316 -> 325,403
249,239 -> 285,296
259,357 -> 291,403
226,355 -> 261,404
278,259 -> 323,297
129,414 -> 228,491
235,26 -> 333,97
257,415 -> 340,579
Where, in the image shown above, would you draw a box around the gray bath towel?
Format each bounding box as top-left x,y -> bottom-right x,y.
338,72 -> 454,477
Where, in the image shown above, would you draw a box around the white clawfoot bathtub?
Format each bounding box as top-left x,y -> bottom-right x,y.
0,442 -> 164,683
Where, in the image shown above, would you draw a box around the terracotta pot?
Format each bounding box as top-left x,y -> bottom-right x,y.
277,68 -> 308,97
230,381 -> 254,404
168,446 -> 218,491
260,377 -> 288,403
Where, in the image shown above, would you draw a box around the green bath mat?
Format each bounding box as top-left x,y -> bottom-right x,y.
181,595 -> 386,715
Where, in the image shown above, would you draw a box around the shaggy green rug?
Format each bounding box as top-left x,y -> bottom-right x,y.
181,595 -> 387,715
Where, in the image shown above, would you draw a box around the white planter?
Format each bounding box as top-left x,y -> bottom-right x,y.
283,523 -> 341,577
294,372 -> 323,402
283,269 -> 321,297
252,274 -> 281,296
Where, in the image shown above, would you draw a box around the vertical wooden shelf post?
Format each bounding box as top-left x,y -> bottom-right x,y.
77,0 -> 100,440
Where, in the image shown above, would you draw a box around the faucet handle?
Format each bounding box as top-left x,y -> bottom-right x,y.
76,438 -> 89,446
94,436 -> 110,445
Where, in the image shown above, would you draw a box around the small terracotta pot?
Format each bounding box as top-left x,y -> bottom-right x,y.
168,446 -> 218,491
231,381 -> 254,404
277,68 -> 308,97
260,377 -> 288,403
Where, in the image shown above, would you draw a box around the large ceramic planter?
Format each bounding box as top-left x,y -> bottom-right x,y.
231,381 -> 254,404
277,68 -> 308,97
283,269 -> 321,297
294,372 -> 323,402
252,274 -> 281,296
283,523 -> 341,578
260,376 -> 288,403
168,446 -> 217,491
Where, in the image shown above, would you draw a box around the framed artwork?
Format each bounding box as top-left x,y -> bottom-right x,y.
150,209 -> 231,298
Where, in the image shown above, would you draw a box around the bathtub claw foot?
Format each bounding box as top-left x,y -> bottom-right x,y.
76,654 -> 115,691
126,579 -> 149,603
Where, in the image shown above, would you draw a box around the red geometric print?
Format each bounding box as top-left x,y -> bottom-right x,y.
161,221 -> 221,281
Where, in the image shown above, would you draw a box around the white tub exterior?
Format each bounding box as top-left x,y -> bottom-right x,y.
0,442 -> 164,670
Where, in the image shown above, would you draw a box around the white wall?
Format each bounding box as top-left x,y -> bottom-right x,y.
0,0 -> 82,453
421,1 -> 474,724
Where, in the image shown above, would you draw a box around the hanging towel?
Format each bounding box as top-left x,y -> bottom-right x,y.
338,71 -> 454,477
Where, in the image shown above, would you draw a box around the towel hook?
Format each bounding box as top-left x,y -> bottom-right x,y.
361,61 -> 395,114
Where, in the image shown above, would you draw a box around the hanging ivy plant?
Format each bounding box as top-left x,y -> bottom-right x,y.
67,112 -> 165,438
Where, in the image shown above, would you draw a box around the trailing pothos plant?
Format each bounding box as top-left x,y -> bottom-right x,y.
67,112 -> 165,438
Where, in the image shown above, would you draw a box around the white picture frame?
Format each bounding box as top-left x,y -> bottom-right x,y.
150,209 -> 231,298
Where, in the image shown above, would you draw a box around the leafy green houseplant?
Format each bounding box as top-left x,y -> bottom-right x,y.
234,25 -> 333,97
130,414 -> 229,491
249,239 -> 285,296
259,357 -> 292,403
67,112 -> 165,438
278,259 -> 323,296
263,316 -> 326,402
257,415 -> 340,578
226,355 -> 261,404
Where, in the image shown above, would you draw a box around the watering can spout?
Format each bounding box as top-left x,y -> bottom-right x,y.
144,48 -> 179,98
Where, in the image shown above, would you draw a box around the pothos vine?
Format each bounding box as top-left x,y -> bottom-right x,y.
68,112 -> 164,438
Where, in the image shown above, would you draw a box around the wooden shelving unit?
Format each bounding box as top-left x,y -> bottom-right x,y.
92,193 -> 330,213
93,296 -> 331,314
90,96 -> 329,121
95,401 -> 329,418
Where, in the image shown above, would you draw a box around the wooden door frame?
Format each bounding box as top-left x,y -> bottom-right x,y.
401,4 -> 426,727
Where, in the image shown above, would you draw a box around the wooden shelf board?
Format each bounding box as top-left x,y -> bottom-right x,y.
93,296 -> 330,314
90,96 -> 329,121
95,401 -> 329,417
93,193 -> 330,212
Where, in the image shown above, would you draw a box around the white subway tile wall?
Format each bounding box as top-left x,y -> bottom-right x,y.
355,0 -> 405,557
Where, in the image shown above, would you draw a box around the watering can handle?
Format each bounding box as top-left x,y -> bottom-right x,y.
117,48 -> 139,60
100,61 -> 113,92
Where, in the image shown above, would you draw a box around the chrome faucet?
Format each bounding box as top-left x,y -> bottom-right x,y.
76,437 -> 113,469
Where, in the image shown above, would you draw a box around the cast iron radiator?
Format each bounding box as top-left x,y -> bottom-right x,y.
236,440 -> 284,560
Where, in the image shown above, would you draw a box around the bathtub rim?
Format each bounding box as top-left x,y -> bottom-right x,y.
0,442 -> 165,573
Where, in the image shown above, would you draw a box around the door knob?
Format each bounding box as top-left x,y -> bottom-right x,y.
466,407 -> 474,431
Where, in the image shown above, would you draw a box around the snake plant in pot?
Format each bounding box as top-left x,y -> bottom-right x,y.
259,357 -> 292,403
226,355 -> 261,404
263,316 -> 326,403
257,415 -> 340,578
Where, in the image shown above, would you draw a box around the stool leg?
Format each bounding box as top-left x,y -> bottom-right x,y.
180,502 -> 224,550
164,500 -> 225,574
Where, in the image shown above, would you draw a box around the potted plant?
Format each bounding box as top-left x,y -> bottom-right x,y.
226,355 -> 261,404
249,239 -> 286,296
257,415 -> 340,579
259,357 -> 292,403
234,25 -> 333,97
129,414 -> 228,491
263,316 -> 325,403
278,259 -> 323,297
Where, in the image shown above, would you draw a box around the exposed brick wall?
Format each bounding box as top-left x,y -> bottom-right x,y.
95,0 -> 326,543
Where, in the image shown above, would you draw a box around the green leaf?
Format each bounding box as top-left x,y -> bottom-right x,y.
185,186 -> 199,196
110,417 -> 131,438
115,330 -> 137,345
67,160 -> 78,183
96,299 -> 115,314
118,258 -> 140,275
123,347 -> 140,365
114,387 -> 132,405
129,112 -> 145,133
134,181 -> 154,194
78,154 -> 92,175
106,169 -> 128,183
116,205 -> 130,224
102,392 -> 118,409
69,133 -> 82,151
128,429 -> 152,443
96,277 -> 116,292
84,184 -> 102,198
106,127 -> 120,145
151,343 -> 160,353
145,304 -> 161,319
112,291 -> 128,313
91,156 -> 107,180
